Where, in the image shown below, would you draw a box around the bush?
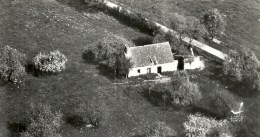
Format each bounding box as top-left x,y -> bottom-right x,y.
33,50 -> 68,73
146,121 -> 177,137
169,71 -> 202,106
21,103 -> 63,137
0,46 -> 26,82
75,100 -> 110,127
184,113 -> 232,137
223,47 -> 260,90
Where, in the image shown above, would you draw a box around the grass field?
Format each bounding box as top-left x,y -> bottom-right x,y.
0,0 -> 260,137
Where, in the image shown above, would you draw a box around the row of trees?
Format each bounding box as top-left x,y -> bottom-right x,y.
153,8 -> 225,55
85,34 -> 133,78
0,46 -> 67,83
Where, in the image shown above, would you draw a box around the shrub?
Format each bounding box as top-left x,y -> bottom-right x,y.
223,47 -> 260,90
0,46 -> 26,82
75,100 -> 110,127
169,71 -> 202,106
146,121 -> 177,137
21,103 -> 63,137
33,50 -> 68,73
184,113 -> 232,137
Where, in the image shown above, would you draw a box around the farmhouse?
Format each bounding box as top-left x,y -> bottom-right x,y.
125,42 -> 178,77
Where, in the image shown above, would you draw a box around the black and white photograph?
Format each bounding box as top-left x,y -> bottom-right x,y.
0,0 -> 260,136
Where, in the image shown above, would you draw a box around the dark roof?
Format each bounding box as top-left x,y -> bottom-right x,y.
129,42 -> 174,68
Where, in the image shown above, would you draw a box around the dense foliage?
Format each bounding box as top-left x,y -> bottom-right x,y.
33,50 -> 68,73
0,46 -> 26,83
223,48 -> 260,90
147,71 -> 202,107
201,8 -> 226,39
21,103 -> 63,137
145,121 -> 176,137
184,113 -> 231,137
169,71 -> 202,106
85,34 -> 133,77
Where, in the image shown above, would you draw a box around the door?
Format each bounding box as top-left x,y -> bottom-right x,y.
177,57 -> 184,70
157,66 -> 162,73
147,68 -> 151,73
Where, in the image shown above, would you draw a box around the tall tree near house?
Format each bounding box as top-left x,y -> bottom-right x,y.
115,52 -> 133,79
153,30 -> 182,53
170,13 -> 188,41
87,34 -> 134,78
201,8 -> 226,40
223,47 -> 260,90
185,16 -> 208,43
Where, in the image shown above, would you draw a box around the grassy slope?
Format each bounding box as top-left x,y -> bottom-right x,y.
1,0 -> 259,137
0,0 -> 189,137
0,0 -> 150,136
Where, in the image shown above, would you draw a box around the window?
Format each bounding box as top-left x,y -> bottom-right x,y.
137,69 -> 140,73
147,68 -> 151,73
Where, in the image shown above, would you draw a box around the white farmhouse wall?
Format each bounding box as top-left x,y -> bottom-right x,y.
128,61 -> 178,77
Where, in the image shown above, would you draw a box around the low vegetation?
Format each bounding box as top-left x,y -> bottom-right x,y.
0,46 -> 26,83
21,103 -> 63,137
146,71 -> 201,107
33,50 -> 68,73
184,113 -> 231,137
145,121 -> 176,137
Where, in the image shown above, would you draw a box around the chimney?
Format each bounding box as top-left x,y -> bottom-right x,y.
190,47 -> 194,57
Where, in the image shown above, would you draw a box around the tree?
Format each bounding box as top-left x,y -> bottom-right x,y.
223,47 -> 260,90
171,13 -> 188,41
184,113 -> 231,137
33,50 -> 68,73
185,16 -> 208,43
153,30 -> 182,53
21,103 -> 63,137
169,71 -> 201,106
201,8 -> 226,40
0,46 -> 26,83
87,34 -> 133,77
115,52 -> 133,78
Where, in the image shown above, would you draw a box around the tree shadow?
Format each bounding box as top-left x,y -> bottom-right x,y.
65,115 -> 85,129
206,65 -> 259,98
132,36 -> 153,46
7,122 -> 27,137
25,63 -> 60,78
81,51 -> 116,80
